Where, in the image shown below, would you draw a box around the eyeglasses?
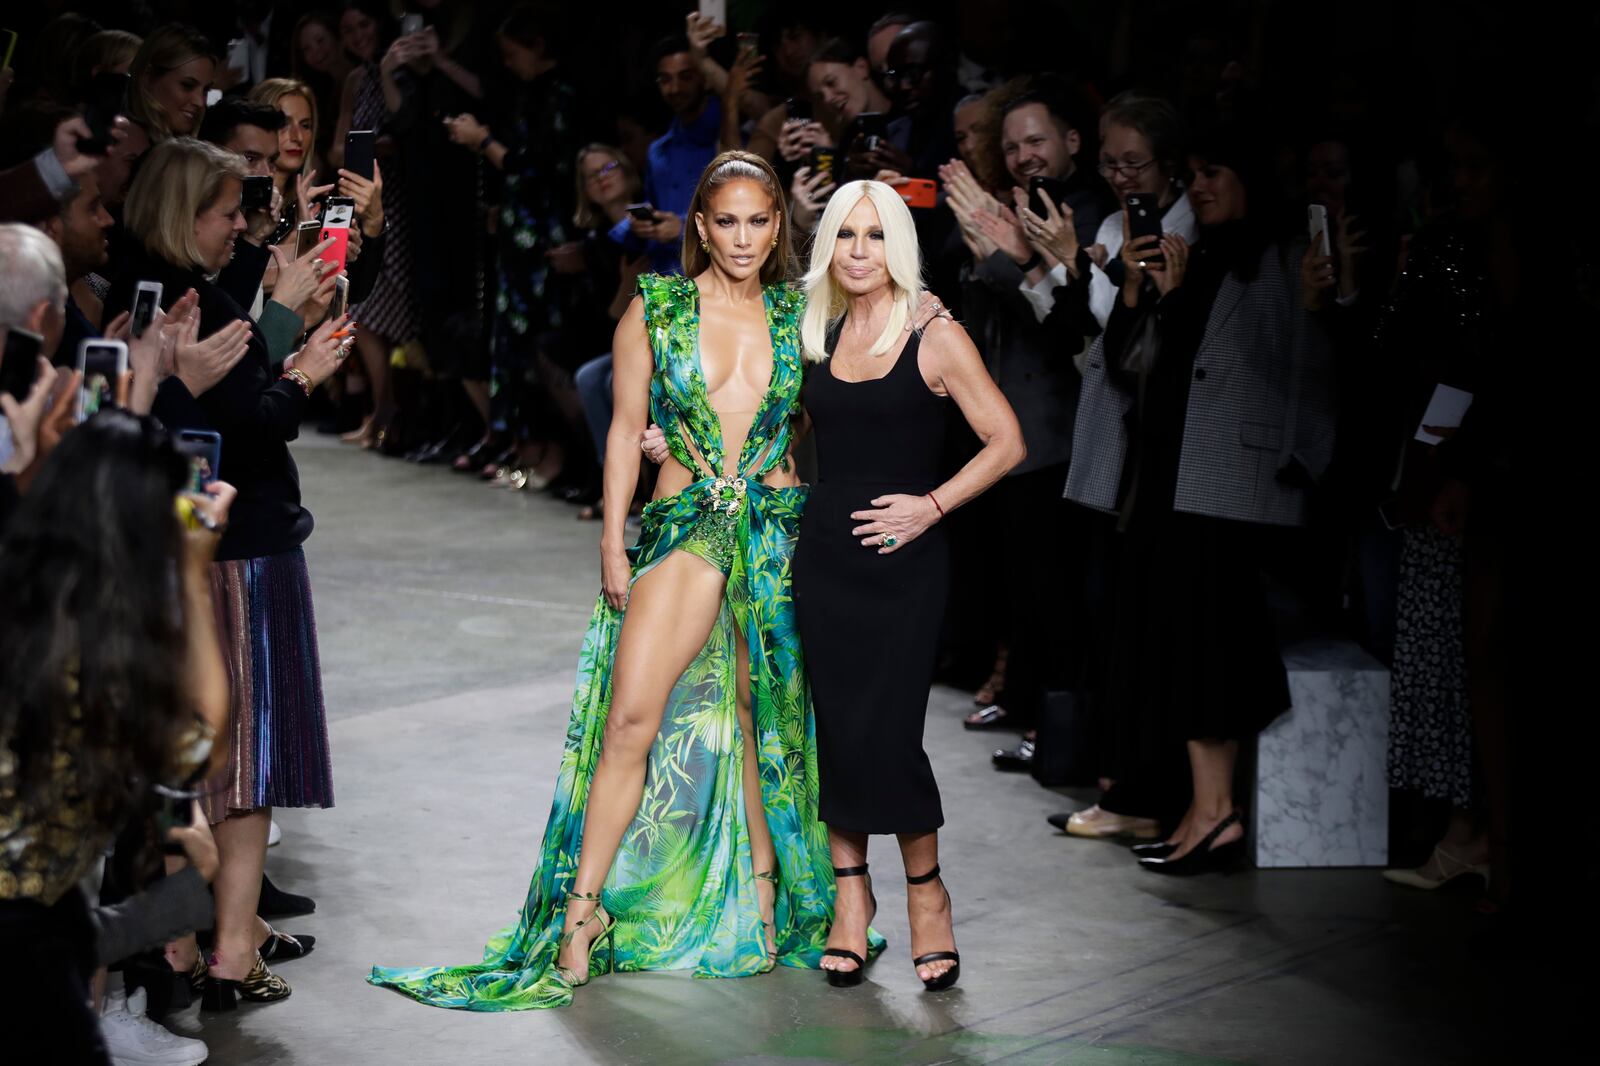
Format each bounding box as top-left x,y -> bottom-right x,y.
1097,158 -> 1157,178
583,160 -> 621,181
881,63 -> 929,86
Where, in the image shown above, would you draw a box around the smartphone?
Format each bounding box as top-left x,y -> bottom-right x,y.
847,111 -> 889,152
626,201 -> 657,221
152,783 -> 200,856
79,71 -> 130,155
785,96 -> 812,121
242,174 -> 273,213
131,281 -> 163,340
76,339 -> 128,422
175,428 -> 222,494
899,178 -> 938,209
1,28 -> 18,72
295,220 -> 323,258
1124,192 -> 1164,265
344,129 -> 376,181
1308,203 -> 1332,258
400,13 -> 424,35
697,0 -> 727,24
807,146 -> 836,180
318,196 -> 355,274
1,328 -> 42,402
1028,175 -> 1070,220
329,274 -> 349,322
737,32 -> 760,57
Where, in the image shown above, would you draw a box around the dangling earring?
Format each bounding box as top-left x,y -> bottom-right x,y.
700,239 -> 710,252
770,237 -> 779,249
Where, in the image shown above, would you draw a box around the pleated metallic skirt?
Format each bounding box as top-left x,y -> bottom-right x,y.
201,548 -> 334,822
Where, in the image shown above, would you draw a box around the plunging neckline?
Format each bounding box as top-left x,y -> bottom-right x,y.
687,281 -> 782,477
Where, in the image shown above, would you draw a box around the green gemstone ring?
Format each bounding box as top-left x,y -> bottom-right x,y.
883,535 -> 898,548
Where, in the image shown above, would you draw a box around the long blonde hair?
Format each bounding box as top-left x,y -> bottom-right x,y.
799,181 -> 924,363
247,78 -> 320,178
127,25 -> 216,142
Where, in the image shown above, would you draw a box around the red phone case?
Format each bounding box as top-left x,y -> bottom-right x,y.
900,179 -> 938,209
317,225 -> 350,274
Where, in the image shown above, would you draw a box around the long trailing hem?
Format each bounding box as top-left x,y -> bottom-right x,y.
368,481 -> 883,1010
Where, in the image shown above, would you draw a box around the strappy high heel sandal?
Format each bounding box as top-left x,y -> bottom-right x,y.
822,865 -> 876,988
755,869 -> 780,965
555,891 -> 616,988
200,951 -> 291,1011
906,865 -> 961,992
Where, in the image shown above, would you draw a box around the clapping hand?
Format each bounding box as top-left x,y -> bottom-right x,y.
1013,187 -> 1079,272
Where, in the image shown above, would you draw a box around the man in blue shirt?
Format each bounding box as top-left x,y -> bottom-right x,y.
609,35 -> 723,275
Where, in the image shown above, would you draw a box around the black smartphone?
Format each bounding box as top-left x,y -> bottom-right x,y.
1124,192 -> 1164,264
242,174 -> 273,212
79,71 -> 130,155
847,111 -> 889,151
176,428 -> 223,494
344,129 -> 376,181
1028,175 -> 1070,221
1,328 -> 42,401
785,96 -> 812,121
806,146 -> 836,181
626,202 -> 657,222
131,280 -> 163,340
152,783 -> 199,856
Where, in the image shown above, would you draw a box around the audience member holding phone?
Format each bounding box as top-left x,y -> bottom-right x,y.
0,409 -> 233,1065
109,137 -> 347,1007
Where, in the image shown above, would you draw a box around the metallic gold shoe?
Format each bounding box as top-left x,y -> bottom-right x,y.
555,892 -> 615,987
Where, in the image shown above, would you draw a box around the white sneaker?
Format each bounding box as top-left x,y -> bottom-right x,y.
268,820 -> 282,847
101,986 -> 209,1066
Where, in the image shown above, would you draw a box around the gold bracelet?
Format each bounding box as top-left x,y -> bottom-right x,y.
280,368 -> 313,397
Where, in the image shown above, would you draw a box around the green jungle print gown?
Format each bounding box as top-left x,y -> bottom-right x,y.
369,274 -> 881,1010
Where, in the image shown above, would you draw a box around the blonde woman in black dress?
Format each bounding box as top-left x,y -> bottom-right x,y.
789,181 -> 1023,990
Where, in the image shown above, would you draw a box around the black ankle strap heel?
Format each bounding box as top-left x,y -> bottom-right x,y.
906,865 -> 960,992
822,864 -> 876,988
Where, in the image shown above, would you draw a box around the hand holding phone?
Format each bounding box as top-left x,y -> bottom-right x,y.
344,129 -> 376,182
1123,192 -> 1165,266
76,339 -> 128,423
131,281 -> 164,340
175,429 -> 223,495
318,197 -> 355,274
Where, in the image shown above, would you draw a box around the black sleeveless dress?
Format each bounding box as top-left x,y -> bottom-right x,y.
793,326 -> 952,834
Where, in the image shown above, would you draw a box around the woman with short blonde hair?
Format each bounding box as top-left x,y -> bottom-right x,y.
127,25 -> 216,141
791,179 -> 1024,993
123,138 -> 246,271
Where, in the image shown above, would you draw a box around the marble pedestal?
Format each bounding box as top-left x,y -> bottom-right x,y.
1251,637 -> 1390,868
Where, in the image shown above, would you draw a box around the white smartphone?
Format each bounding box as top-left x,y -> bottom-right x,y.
131,280 -> 163,339
400,13 -> 424,35
1307,204 -> 1332,257
76,338 -> 128,423
330,274 -> 349,322
698,0 -> 727,26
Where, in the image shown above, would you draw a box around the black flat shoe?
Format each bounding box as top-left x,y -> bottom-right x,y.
992,738 -> 1034,772
1046,811 -> 1070,830
258,925 -> 315,961
963,705 -> 1012,731
906,864 -> 960,992
1130,840 -> 1177,858
257,874 -> 315,919
1139,812 -> 1246,876
823,865 -> 876,988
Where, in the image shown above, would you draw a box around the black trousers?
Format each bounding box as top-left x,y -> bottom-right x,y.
993,463 -> 1074,729
1,889 -> 109,1065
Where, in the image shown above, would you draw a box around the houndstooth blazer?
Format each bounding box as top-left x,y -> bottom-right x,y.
1064,241 -> 1336,528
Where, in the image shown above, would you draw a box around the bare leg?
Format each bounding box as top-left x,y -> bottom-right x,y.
461,378 -> 491,429
556,553 -> 730,975
733,629 -> 778,957
1165,739 -> 1243,860
821,830 -> 871,975
208,808 -> 271,980
898,831 -> 957,983
346,329 -> 392,445
162,852 -> 200,974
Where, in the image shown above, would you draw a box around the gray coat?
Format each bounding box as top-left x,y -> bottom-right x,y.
1064,242 -> 1335,528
